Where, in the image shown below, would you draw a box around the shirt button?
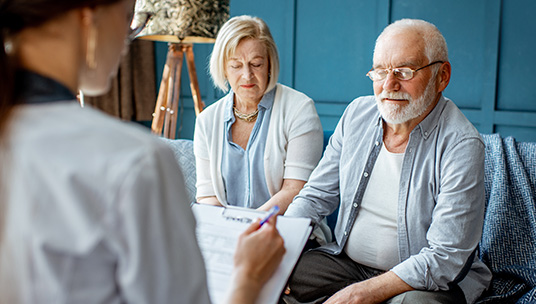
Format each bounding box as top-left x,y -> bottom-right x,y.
364,172 -> 369,177
353,203 -> 358,208
424,131 -> 428,136
344,231 -> 348,236
375,141 -> 380,146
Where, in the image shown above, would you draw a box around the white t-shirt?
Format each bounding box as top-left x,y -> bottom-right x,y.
345,144 -> 404,270
0,102 -> 211,304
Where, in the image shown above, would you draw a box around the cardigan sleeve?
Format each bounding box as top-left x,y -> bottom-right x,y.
283,98 -> 324,181
193,112 -> 217,199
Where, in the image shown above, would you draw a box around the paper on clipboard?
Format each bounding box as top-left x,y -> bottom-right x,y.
191,204 -> 312,304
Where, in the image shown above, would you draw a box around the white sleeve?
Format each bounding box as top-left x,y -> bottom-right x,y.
283,99 -> 324,181
193,114 -> 217,199
111,144 -> 211,304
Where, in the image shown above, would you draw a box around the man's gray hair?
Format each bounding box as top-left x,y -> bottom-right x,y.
375,19 -> 449,63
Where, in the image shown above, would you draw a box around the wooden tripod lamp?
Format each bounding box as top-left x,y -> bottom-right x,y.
134,0 -> 230,139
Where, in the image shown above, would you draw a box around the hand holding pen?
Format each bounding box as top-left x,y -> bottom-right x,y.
229,206 -> 286,303
259,206 -> 280,226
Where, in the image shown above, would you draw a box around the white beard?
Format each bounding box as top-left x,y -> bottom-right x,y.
375,80 -> 437,124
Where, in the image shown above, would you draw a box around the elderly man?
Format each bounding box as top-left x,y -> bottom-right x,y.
283,19 -> 492,304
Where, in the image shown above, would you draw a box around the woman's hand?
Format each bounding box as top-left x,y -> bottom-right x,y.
226,216 -> 286,304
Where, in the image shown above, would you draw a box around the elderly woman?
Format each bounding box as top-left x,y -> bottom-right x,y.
194,15 -> 323,214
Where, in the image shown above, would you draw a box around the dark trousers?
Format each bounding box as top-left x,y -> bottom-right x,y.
281,250 -> 467,304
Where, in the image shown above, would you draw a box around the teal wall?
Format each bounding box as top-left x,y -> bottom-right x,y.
154,0 -> 536,142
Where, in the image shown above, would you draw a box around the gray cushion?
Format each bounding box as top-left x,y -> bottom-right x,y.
477,134 -> 536,303
160,138 -> 197,203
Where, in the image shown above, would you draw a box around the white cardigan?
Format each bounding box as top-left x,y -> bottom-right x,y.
194,83 -> 324,205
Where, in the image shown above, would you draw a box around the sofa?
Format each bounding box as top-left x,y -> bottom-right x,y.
161,133 -> 536,303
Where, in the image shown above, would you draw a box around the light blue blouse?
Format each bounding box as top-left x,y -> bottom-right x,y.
221,88 -> 275,208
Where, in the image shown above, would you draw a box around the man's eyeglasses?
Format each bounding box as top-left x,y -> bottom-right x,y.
366,61 -> 444,82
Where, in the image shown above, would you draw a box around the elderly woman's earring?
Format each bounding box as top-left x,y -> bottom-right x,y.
86,25 -> 98,70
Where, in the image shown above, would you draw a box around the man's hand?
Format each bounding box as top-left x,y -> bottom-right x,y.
323,283 -> 375,304
324,271 -> 414,304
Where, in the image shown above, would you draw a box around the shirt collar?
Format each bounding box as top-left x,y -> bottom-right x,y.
224,87 -> 276,122
16,69 -> 77,105
414,95 -> 447,139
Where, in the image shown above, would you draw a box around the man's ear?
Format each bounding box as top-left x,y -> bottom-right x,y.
437,61 -> 451,92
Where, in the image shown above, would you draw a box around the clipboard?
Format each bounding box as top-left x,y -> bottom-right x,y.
191,203 -> 312,304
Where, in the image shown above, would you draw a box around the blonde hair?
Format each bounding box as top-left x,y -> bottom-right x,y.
375,19 -> 449,63
209,15 -> 279,93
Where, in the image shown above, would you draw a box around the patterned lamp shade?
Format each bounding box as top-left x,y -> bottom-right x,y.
134,0 -> 230,43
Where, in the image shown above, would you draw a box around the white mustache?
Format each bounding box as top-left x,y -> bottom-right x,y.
377,91 -> 412,101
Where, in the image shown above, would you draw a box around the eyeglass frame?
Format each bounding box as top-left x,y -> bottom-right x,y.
366,60 -> 445,82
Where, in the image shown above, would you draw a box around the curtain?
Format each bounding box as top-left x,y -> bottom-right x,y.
84,39 -> 156,121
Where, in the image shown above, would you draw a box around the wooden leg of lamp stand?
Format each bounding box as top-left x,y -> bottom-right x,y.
151,48 -> 172,136
151,44 -> 183,138
163,45 -> 183,139
151,43 -> 205,139
184,44 -> 205,115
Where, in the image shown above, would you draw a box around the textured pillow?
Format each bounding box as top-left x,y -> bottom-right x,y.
477,134 -> 536,303
160,138 -> 197,203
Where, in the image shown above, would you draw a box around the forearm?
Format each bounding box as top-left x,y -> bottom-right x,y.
325,271 -> 413,304
358,271 -> 414,302
258,179 -> 306,213
226,271 -> 264,304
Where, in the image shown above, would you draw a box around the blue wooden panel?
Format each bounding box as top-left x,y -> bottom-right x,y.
149,0 -> 536,143
390,0 -> 492,110
229,0 -> 296,87
174,103 -> 197,140
495,125 -> 536,143
496,1 -> 536,112
293,0 -> 380,102
315,101 -> 350,132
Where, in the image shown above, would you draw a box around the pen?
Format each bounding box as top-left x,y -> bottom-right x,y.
259,206 -> 279,226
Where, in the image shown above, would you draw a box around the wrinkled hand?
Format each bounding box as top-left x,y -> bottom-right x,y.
324,271 -> 413,304
324,283 -> 371,304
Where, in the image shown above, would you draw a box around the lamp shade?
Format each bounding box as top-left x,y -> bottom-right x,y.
134,0 -> 230,43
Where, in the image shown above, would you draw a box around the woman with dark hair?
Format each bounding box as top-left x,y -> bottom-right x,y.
0,1 -> 284,303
